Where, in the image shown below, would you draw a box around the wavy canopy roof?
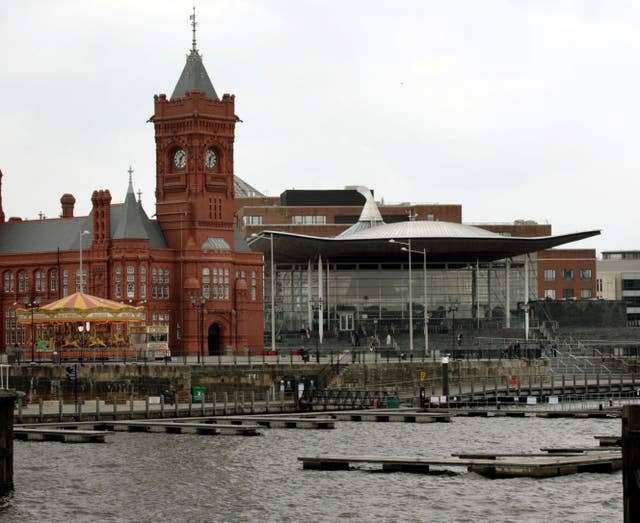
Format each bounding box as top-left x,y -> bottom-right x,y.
248,187 -> 600,263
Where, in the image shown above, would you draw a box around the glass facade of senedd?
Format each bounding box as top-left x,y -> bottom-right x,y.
266,255 -> 538,339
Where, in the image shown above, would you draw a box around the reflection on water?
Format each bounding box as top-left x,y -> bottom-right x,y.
2,416 -> 622,522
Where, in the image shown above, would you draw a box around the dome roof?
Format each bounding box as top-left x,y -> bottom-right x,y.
341,220 -> 502,241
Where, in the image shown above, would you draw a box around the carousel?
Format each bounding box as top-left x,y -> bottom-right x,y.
16,292 -> 145,362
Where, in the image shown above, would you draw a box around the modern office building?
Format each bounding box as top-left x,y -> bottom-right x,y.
597,251 -> 640,325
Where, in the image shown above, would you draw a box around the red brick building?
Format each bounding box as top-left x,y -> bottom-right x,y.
0,30 -> 264,356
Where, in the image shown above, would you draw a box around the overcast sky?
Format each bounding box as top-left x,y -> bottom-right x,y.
1,1 -> 637,255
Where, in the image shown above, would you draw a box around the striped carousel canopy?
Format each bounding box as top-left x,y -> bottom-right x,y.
16,292 -> 145,323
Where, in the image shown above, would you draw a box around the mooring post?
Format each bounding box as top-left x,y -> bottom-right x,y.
441,356 -> 449,405
623,405 -> 640,522
0,390 -> 17,495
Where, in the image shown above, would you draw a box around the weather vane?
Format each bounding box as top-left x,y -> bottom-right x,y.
190,6 -> 198,52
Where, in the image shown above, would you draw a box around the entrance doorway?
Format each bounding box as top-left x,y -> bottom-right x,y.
207,323 -> 221,355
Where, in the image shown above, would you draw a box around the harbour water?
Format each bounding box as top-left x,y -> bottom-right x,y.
1,416 -> 621,522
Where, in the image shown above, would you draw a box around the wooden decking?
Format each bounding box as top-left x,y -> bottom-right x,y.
298,450 -> 622,478
14,427 -> 113,443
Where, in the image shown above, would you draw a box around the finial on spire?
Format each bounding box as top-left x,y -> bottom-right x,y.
128,165 -> 133,185
190,6 -> 198,52
137,189 -> 142,204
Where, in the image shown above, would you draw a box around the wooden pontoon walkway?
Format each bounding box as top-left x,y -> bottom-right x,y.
298,450 -> 622,478
292,409 -> 451,423
14,427 -> 113,443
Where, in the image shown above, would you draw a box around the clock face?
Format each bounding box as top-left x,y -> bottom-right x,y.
173,149 -> 187,169
205,148 -> 217,169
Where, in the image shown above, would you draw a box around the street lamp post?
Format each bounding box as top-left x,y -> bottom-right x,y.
78,229 -> 90,293
250,233 -> 276,354
390,239 -> 429,358
312,297 -> 323,363
190,294 -> 205,365
23,296 -> 41,363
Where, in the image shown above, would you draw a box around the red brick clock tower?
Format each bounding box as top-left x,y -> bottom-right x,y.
149,12 -> 264,356
152,15 -> 239,250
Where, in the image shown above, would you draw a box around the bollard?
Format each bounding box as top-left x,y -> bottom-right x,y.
441,356 -> 449,404
0,391 -> 17,495
623,405 -> 640,522
145,397 -> 150,419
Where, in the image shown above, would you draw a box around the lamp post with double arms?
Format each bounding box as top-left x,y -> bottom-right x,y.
190,294 -> 205,365
23,296 -> 41,363
390,239 -> 429,358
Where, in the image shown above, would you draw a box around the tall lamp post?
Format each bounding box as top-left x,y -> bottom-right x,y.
79,229 -> 90,292
250,233 -> 276,354
191,294 -> 205,365
390,239 -> 429,358
23,296 -> 41,363
312,297 -> 323,363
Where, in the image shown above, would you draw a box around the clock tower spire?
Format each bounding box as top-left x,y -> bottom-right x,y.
151,11 -> 239,250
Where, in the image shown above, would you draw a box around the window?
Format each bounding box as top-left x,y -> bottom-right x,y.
499,232 -> 512,237
581,288 -> 593,299
563,288 -> 575,299
162,269 -> 170,298
339,313 -> 354,331
292,215 -> 326,225
543,269 -> 556,281
115,266 -> 122,298
580,269 -> 592,280
202,268 -> 210,299
126,265 -> 135,298
3,271 -> 14,293
140,265 -> 147,298
544,289 -> 556,299
596,279 -> 603,293
426,214 -> 435,221
251,271 -> 257,301
49,269 -> 58,293
4,309 -> 21,345
34,270 -> 45,292
63,270 -> 69,297
18,271 -> 29,292
562,269 -> 574,281
622,279 -> 640,291
243,215 -> 263,225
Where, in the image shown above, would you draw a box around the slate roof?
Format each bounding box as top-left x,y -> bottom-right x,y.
171,49 -> 219,100
0,181 -> 167,254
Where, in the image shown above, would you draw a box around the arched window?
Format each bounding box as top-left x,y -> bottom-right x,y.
34,270 -> 45,292
126,265 -> 135,298
18,271 -> 29,293
3,271 -> 14,293
49,269 -> 58,293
